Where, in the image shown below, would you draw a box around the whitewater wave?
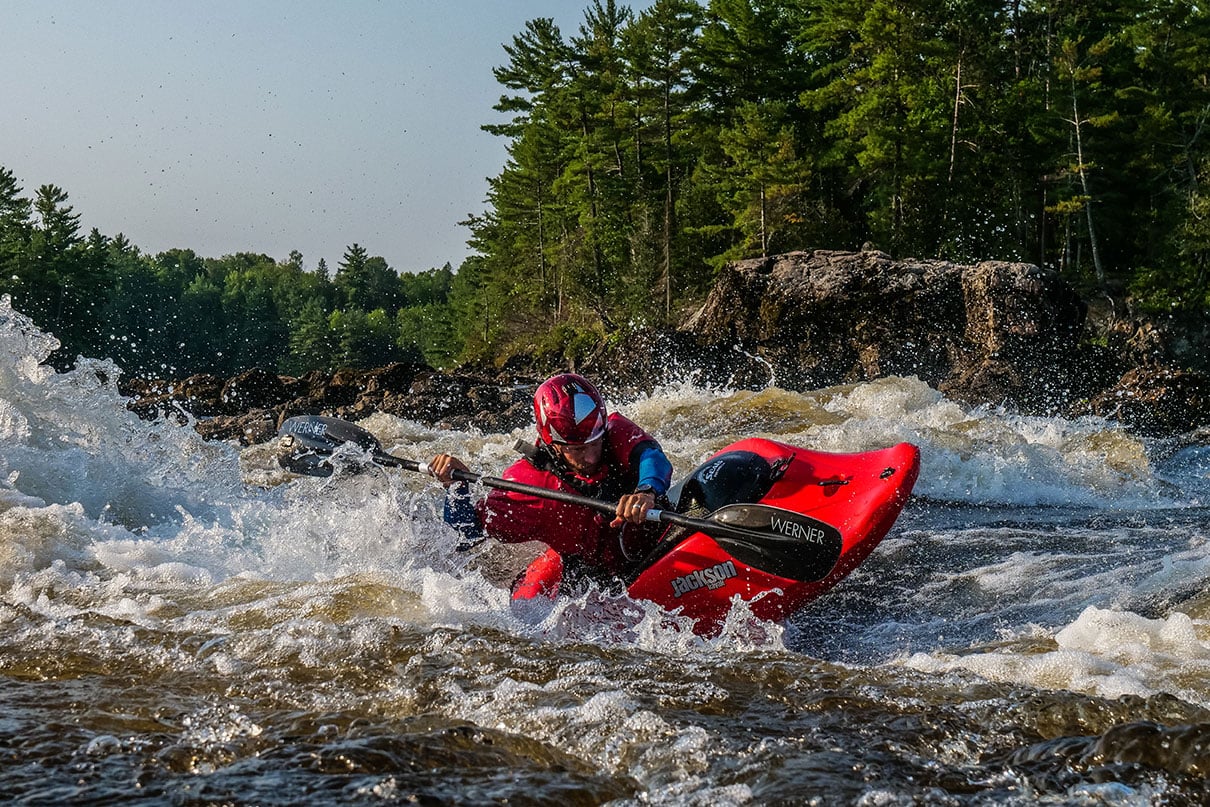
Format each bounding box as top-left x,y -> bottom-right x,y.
2,295 -> 1206,655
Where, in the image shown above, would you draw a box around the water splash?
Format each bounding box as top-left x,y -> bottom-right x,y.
4,299 -> 1210,803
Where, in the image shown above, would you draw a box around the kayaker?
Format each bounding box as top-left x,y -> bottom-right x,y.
428,372 -> 673,588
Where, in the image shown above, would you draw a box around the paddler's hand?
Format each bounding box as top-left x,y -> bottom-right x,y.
612,491 -> 656,527
428,454 -> 469,488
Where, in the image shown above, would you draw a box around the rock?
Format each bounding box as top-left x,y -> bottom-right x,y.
135,364 -> 545,445
362,361 -> 427,394
1082,365 -> 1210,436
120,373 -> 227,419
193,409 -> 278,445
958,260 -> 1085,356
220,368 -> 289,413
680,250 -> 961,389
174,374 -> 226,415
673,249 -> 1112,414
321,368 -> 366,407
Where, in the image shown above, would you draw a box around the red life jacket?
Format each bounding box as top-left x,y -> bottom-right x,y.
476,413 -> 663,577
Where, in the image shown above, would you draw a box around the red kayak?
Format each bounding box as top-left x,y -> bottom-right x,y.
515,437 -> 921,635
275,415 -> 917,636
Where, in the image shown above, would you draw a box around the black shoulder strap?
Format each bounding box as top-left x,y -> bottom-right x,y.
512,439 -> 603,499
513,438 -> 549,467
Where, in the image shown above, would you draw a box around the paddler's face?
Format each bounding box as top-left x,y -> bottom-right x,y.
551,439 -> 605,476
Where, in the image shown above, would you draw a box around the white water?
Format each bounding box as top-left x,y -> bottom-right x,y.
4,293 -> 1210,678
4,294 -> 1210,804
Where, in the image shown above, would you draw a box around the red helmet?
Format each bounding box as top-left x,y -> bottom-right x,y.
533,373 -> 607,445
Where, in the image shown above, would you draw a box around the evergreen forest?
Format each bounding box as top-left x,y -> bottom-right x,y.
3,0 -> 1208,378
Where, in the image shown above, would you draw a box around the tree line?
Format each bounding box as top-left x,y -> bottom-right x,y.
460,0 -> 1210,355
0,166 -> 459,376
3,0 -> 1209,378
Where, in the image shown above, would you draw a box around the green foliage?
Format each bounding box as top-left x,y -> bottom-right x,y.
467,0 -> 1210,331
714,101 -> 812,258
3,0 -> 1210,381
396,303 -> 456,368
1129,153 -> 1210,312
327,307 -> 407,369
0,172 -> 458,376
538,319 -> 610,367
284,298 -> 338,374
0,176 -> 110,365
334,243 -> 403,314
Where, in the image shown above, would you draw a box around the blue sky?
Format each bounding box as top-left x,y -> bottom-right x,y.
2,1 -> 652,274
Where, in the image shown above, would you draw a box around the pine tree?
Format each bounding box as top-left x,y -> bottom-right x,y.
625,0 -> 705,318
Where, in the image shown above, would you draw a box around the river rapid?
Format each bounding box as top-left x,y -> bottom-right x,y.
3,295 -> 1210,805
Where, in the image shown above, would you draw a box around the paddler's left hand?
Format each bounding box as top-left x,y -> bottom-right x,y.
612,491 -> 656,527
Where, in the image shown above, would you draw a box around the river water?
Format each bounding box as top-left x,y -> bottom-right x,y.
3,295 -> 1210,805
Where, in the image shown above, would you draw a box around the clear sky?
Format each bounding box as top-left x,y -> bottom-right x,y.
2,1 -> 650,274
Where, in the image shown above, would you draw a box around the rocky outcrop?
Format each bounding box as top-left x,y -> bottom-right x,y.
673,249 -> 1117,414
120,249 -> 1210,443
583,249 -> 1209,435
1079,365 -> 1210,437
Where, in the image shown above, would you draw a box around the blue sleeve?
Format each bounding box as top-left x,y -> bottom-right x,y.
443,481 -> 484,550
635,443 -> 673,497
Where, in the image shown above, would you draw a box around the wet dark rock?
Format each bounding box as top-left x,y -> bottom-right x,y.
193,409 -> 278,445
220,368 -> 289,413
123,373 -> 227,419
120,361 -> 546,445
1080,365 -> 1210,437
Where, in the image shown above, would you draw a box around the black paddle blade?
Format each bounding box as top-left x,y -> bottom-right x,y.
277,415 -> 383,477
280,415 -> 383,451
706,503 -> 843,582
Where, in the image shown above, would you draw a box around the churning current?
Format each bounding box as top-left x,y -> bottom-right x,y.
3,295 -> 1210,805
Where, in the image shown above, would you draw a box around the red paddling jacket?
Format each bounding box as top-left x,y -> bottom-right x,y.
474,413 -> 667,580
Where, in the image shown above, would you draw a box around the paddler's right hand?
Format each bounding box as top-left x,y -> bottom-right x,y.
611,490 -> 657,528
428,454 -> 469,488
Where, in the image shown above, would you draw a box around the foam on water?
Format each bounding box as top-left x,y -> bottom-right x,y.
3,295 -> 1209,668
628,375 -> 1181,510
900,605 -> 1210,708
1,297 -> 244,534
8,301 -> 1210,802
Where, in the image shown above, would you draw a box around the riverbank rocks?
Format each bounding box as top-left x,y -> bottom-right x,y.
1080,365 -> 1210,437
119,249 -> 1210,443
675,249 -> 1112,414
120,361 -> 537,445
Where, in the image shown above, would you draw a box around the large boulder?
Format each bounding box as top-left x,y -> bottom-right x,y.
119,250 -> 1210,443
676,249 -> 1112,414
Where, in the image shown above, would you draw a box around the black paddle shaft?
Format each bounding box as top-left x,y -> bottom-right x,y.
277,414 -> 843,581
